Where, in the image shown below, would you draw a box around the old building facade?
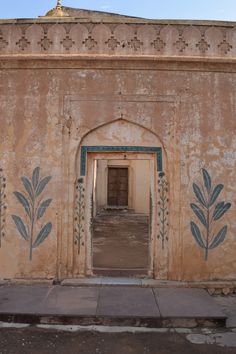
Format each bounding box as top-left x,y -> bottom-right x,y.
0,5 -> 235,285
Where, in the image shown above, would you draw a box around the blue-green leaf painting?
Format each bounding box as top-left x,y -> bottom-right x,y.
209,226 -> 227,250
37,199 -> 52,220
32,222 -> 52,248
190,221 -> 205,249
12,167 -> 53,260
192,183 -> 207,208
13,192 -> 31,218
11,215 -> 29,241
190,168 -> 231,260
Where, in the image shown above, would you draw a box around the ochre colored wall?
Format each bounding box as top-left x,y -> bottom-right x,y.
0,18 -> 235,282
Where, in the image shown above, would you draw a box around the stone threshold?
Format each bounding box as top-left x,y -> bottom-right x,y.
1,278 -> 235,295
60,277 -> 236,294
0,285 -> 227,328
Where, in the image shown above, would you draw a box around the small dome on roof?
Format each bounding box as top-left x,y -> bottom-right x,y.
44,0 -> 70,18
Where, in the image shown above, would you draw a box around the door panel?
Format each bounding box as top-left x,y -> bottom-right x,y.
108,167 -> 128,206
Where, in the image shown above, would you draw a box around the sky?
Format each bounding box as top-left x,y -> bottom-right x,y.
0,0 -> 236,21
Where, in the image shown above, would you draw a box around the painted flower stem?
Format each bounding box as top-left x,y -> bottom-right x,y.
29,199 -> 35,261
205,207 -> 210,261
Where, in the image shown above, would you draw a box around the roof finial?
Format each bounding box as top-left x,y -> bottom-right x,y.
43,0 -> 70,17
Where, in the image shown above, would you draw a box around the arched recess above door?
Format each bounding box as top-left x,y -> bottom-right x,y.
77,118 -> 165,176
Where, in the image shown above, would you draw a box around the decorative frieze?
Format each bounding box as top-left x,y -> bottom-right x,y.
0,22 -> 234,58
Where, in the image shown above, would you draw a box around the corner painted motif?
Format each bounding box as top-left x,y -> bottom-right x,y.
12,167 -> 53,260
190,168 -> 231,260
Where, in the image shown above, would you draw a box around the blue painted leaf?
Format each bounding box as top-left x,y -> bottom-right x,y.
32,167 -> 40,190
11,215 -> 29,240
21,177 -> 34,201
202,168 -> 211,193
213,202 -> 231,221
13,191 -> 31,219
37,199 -> 52,220
190,221 -> 206,248
190,203 -> 207,227
32,222 -> 52,248
212,201 -> 224,219
36,176 -> 52,196
209,184 -> 223,206
209,225 -> 227,249
193,183 -> 207,207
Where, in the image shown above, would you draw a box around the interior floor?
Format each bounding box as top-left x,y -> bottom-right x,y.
92,210 -> 149,275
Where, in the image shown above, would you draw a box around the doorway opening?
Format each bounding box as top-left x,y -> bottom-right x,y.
107,167 -> 128,207
92,158 -> 150,277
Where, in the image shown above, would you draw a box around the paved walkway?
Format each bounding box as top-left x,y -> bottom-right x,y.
0,284 -> 226,327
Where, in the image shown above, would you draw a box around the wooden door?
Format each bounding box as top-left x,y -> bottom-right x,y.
108,167 -> 128,206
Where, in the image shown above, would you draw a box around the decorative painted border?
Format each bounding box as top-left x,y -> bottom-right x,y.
157,172 -> 169,250
80,146 -> 163,176
74,177 -> 85,253
0,167 -> 7,247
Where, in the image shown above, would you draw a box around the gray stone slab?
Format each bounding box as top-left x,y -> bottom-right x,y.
97,287 -> 160,317
141,279 -> 188,288
61,278 -> 102,286
101,277 -> 142,286
43,286 -> 99,316
0,285 -> 50,314
0,285 -> 99,316
214,295 -> 236,328
154,288 -> 226,318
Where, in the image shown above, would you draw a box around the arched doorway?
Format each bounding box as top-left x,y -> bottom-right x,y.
75,119 -> 165,278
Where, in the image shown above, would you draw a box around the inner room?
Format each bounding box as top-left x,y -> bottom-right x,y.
92,158 -> 150,276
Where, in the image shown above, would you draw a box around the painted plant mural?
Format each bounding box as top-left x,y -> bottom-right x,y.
157,172 -> 169,250
0,167 -> 7,247
74,178 -> 85,254
190,168 -> 231,260
12,167 -> 52,260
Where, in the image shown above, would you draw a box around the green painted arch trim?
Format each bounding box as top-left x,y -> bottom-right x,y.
80,146 -> 163,176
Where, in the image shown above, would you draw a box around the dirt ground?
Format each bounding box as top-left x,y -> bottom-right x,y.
0,327 -> 235,354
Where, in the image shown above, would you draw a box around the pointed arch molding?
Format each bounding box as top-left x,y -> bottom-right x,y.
80,146 -> 163,176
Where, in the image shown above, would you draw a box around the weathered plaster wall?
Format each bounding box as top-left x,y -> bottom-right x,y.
0,19 -> 235,282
